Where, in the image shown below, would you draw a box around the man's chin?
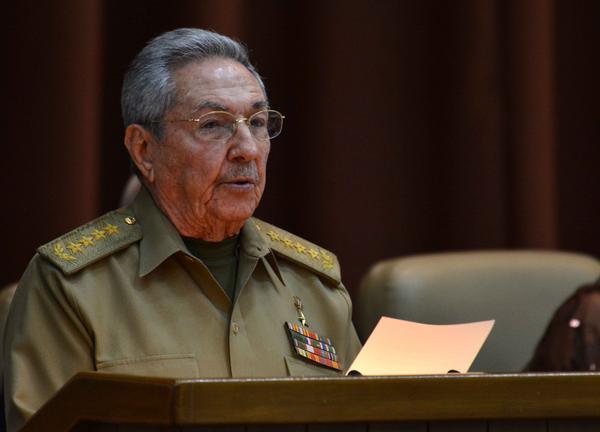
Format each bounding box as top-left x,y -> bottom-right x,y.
211,203 -> 259,224
210,189 -> 262,222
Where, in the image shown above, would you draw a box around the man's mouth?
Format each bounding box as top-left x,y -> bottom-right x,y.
226,178 -> 256,185
220,165 -> 260,189
222,177 -> 257,189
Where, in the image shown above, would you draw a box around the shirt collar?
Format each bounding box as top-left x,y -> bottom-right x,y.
131,187 -> 271,277
240,217 -> 271,259
132,186 -> 188,277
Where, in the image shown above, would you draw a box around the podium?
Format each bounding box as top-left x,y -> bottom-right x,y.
21,372 -> 600,431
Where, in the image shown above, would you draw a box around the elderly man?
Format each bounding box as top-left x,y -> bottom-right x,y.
3,28 -> 361,429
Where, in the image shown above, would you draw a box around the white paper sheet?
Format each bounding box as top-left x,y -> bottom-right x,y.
347,316 -> 494,375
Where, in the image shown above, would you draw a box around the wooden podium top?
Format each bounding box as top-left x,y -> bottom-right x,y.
22,372 -> 600,431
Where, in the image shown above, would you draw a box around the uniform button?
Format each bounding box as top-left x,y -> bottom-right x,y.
124,216 -> 137,225
231,322 -> 240,334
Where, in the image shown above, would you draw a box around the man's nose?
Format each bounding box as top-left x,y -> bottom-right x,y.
227,122 -> 263,161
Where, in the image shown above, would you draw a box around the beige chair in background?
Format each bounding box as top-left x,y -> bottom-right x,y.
356,250 -> 600,373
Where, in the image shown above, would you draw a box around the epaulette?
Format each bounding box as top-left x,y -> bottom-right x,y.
38,209 -> 142,275
252,218 -> 341,286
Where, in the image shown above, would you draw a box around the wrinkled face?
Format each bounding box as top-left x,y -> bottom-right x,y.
151,58 -> 269,228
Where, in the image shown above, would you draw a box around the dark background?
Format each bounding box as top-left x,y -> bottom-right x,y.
2,0 -> 600,304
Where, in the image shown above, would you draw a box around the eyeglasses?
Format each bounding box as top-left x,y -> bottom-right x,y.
161,109 -> 285,142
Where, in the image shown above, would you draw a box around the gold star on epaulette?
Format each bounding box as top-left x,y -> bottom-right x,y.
267,230 -> 280,241
104,223 -> 119,235
54,243 -> 76,261
294,242 -> 306,254
308,248 -> 320,259
282,237 -> 294,248
92,229 -> 106,240
67,242 -> 83,253
80,236 -> 94,247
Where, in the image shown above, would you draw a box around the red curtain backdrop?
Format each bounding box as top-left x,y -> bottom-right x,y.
3,0 -> 600,299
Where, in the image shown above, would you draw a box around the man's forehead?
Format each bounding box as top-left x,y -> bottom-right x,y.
173,58 -> 266,113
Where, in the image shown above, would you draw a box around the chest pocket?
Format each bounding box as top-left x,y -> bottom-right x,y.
96,353 -> 199,378
284,355 -> 342,377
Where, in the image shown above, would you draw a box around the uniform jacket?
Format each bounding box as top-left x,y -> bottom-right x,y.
3,187 -> 362,430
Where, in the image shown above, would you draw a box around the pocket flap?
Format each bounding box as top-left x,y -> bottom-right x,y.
97,353 -> 199,378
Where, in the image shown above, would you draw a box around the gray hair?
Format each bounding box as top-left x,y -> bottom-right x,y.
121,28 -> 266,138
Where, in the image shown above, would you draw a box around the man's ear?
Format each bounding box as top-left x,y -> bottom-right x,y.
124,124 -> 157,184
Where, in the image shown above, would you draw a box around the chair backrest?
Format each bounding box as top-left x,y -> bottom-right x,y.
356,250 -> 600,372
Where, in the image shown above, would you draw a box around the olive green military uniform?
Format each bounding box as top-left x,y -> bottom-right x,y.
3,187 -> 362,430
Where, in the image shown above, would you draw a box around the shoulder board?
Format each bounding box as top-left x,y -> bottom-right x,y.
38,209 -> 142,275
251,218 -> 341,285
